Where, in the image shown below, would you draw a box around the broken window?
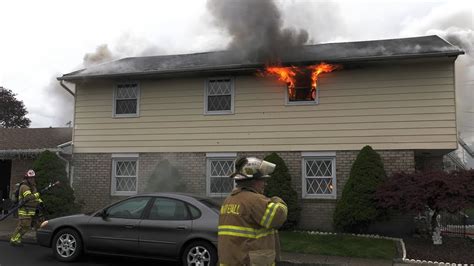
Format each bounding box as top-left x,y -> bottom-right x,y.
288,70 -> 317,103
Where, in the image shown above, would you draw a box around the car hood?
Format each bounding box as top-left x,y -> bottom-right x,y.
47,214 -> 91,226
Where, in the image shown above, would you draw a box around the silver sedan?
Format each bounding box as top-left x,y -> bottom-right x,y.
37,193 -> 220,265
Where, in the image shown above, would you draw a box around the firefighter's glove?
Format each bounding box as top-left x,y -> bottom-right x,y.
271,196 -> 285,205
34,192 -> 40,199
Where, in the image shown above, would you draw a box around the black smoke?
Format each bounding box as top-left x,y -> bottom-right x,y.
207,0 -> 309,62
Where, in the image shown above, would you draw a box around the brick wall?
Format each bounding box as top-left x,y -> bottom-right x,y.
73,150 -> 415,230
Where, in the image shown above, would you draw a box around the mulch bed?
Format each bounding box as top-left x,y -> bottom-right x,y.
404,236 -> 474,264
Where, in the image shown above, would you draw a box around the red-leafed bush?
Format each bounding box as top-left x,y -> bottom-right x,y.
376,170 -> 474,234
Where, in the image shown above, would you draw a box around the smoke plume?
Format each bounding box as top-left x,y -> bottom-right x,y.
207,0 -> 309,61
83,44 -> 116,67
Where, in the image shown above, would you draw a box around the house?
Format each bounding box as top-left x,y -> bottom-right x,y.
0,127 -> 72,201
58,35 -> 463,230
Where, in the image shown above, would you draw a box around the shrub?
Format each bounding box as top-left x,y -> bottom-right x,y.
333,145 -> 386,232
377,170 -> 474,236
33,150 -> 80,218
264,152 -> 300,229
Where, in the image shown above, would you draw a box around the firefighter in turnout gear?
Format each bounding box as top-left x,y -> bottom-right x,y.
218,157 -> 288,266
10,170 -> 43,247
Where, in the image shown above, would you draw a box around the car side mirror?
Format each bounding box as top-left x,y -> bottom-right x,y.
98,210 -> 108,219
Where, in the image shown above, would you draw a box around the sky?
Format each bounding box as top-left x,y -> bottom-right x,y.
0,0 -> 473,149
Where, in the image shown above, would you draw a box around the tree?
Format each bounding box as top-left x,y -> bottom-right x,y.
264,152 -> 300,229
333,145 -> 386,233
0,87 -> 31,128
33,150 -> 80,218
376,170 -> 474,240
145,159 -> 186,192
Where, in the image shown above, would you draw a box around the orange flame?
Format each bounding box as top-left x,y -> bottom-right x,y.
265,66 -> 299,97
308,62 -> 341,89
264,63 -> 341,99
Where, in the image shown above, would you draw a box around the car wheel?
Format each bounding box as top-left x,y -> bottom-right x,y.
182,240 -> 217,266
52,228 -> 83,262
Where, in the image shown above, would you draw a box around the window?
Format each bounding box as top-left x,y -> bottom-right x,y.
106,197 -> 150,219
111,154 -> 139,196
205,78 -> 234,114
148,197 -> 190,220
114,82 -> 140,117
206,153 -> 236,197
287,70 -> 318,105
302,152 -> 336,199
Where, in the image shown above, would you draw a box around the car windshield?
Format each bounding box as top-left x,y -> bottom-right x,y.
199,199 -> 221,213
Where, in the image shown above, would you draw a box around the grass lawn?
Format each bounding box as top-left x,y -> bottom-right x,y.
279,231 -> 397,260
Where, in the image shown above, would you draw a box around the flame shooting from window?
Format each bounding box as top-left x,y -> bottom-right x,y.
263,63 -> 341,99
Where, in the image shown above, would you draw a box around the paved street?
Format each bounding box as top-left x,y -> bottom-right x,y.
0,241 -> 175,266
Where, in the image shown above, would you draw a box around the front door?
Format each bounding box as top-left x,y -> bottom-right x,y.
0,160 -> 12,200
139,197 -> 193,258
85,196 -> 151,255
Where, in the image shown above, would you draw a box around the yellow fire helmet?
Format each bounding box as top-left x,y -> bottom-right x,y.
230,157 -> 276,180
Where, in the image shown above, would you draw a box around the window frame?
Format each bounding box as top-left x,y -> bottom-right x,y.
144,197 -> 192,221
206,153 -> 236,197
301,152 -> 337,199
113,81 -> 140,118
104,196 -> 152,220
111,154 -> 139,196
204,77 -> 235,115
285,85 -> 320,105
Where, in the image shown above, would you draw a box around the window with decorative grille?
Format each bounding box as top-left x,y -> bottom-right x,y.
205,78 -> 234,114
303,157 -> 336,198
207,157 -> 235,197
112,158 -> 138,195
114,82 -> 140,117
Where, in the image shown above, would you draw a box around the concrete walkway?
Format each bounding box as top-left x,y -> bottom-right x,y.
0,215 -> 408,265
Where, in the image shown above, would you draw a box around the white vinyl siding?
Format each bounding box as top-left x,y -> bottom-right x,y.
113,82 -> 140,117
73,59 -> 457,153
111,154 -> 139,196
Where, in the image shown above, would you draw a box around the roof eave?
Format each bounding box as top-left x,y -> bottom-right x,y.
58,51 -> 464,82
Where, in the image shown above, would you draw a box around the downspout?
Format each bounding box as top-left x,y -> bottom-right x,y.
59,80 -> 75,188
56,150 -> 70,183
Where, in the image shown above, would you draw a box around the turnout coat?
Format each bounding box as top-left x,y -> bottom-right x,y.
218,187 -> 288,266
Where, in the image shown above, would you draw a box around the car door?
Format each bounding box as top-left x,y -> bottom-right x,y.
139,197 -> 193,258
85,196 -> 151,255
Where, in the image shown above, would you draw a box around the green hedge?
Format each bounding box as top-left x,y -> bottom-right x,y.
333,145 -> 386,232
264,152 -> 300,229
33,150 -> 81,218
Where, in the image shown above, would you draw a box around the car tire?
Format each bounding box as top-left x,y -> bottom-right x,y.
52,228 -> 83,262
181,240 -> 217,266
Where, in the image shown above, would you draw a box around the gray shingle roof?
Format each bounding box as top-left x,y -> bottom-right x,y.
59,35 -> 463,81
0,128 -> 72,151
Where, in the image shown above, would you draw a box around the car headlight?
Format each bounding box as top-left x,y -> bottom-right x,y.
39,220 -> 49,229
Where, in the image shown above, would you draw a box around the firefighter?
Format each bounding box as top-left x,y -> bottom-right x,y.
9,169 -> 43,247
218,157 -> 288,266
